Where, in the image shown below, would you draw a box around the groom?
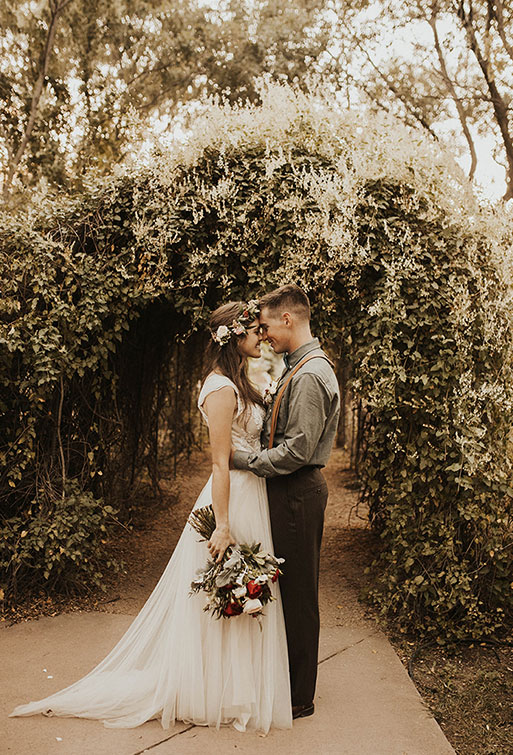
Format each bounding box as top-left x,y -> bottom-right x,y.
232,283 -> 340,719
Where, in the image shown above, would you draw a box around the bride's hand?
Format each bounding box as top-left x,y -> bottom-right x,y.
207,525 -> 234,564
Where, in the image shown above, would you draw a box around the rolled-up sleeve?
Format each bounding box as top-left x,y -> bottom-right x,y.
232,373 -> 330,478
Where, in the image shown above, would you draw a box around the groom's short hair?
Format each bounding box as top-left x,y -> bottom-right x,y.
259,284 -> 310,321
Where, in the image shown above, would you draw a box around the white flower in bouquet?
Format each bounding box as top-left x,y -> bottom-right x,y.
243,598 -> 263,614
188,505 -> 285,620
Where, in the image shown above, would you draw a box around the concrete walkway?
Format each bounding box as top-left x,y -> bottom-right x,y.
1,450 -> 456,754
2,609 -> 455,755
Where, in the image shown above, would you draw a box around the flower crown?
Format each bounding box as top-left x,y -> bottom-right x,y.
211,300 -> 260,346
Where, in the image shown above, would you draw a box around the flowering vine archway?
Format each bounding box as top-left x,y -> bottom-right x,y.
1,86 -> 512,639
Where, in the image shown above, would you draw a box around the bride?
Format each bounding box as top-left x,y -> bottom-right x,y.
10,300 -> 293,733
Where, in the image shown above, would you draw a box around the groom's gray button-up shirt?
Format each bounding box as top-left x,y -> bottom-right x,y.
232,338 -> 340,478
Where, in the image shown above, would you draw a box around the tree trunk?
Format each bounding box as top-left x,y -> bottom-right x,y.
457,0 -> 513,200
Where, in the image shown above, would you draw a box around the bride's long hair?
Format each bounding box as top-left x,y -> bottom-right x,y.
203,302 -> 264,412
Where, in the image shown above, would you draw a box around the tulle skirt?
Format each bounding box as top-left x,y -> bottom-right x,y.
10,470 -> 292,733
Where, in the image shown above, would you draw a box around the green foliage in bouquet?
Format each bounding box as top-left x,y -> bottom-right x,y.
188,505 -> 283,619
1,83 -> 512,640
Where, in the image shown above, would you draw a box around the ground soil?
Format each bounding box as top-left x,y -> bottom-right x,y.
2,447 -> 512,754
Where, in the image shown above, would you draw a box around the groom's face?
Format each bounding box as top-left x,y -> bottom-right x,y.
259,306 -> 291,354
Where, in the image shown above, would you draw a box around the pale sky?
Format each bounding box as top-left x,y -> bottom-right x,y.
320,5 -> 510,203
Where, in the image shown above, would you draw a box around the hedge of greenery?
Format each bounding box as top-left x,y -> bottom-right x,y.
0,195 -> 207,598
1,85 -> 512,639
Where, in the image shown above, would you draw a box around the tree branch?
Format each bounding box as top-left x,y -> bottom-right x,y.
57,373 -> 67,499
357,41 -> 439,140
429,12 -> 477,181
489,0 -> 513,64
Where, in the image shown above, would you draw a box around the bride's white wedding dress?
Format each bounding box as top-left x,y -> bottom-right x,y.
10,373 -> 292,733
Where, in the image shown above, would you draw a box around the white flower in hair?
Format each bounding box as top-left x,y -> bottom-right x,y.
231,319 -> 246,335
211,299 -> 260,346
213,324 -> 231,345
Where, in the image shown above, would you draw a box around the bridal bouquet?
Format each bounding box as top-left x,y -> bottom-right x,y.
188,505 -> 284,619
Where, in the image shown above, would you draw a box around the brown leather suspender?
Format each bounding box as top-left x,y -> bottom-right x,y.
267,354 -> 334,449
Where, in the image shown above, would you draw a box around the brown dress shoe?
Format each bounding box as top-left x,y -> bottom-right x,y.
292,702 -> 315,719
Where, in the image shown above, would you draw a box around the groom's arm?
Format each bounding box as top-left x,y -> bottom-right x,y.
232,373 -> 330,478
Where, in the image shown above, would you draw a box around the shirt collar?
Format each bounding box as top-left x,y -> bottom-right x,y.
283,338 -> 320,371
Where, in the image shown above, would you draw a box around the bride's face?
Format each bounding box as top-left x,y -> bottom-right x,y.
237,319 -> 263,359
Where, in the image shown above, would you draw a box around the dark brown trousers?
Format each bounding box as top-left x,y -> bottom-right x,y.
266,466 -> 328,707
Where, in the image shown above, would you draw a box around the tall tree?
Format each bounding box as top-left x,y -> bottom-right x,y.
328,0 -> 513,199
2,0 -> 73,198
0,0 -> 333,201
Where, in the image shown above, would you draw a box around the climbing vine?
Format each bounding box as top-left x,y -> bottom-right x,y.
1,85 -> 512,639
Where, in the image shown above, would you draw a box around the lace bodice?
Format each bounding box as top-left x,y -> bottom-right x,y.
198,373 -> 265,454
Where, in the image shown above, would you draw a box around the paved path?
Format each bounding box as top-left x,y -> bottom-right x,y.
2,613 -> 455,755
1,450 -> 456,754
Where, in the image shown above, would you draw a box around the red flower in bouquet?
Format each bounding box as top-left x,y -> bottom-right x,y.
188,505 -> 285,620
247,580 -> 263,598
224,601 -> 243,616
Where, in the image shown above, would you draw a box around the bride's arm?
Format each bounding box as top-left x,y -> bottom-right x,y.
202,386 -> 237,563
